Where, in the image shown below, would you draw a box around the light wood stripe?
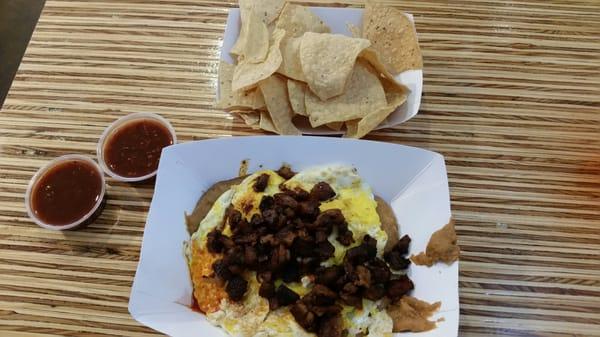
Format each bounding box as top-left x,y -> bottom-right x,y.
1,0 -> 599,336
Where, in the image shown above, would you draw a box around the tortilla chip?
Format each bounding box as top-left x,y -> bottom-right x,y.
259,75 -> 301,135
287,79 -> 307,116
259,111 -> 277,133
347,22 -> 361,38
305,61 -> 386,127
344,76 -> 408,138
252,87 -> 266,110
325,122 -> 344,131
232,28 -> 285,91
216,61 -> 258,110
300,32 -> 371,100
276,3 -> 330,37
236,9 -> 269,63
363,3 -> 422,74
359,47 -> 396,80
237,111 -> 260,128
345,120 -> 359,135
277,35 -> 305,81
239,0 -> 285,25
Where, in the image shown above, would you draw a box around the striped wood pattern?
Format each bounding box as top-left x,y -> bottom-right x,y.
1,0 -> 599,336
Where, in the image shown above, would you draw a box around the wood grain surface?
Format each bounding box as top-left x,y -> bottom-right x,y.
1,0 -> 599,336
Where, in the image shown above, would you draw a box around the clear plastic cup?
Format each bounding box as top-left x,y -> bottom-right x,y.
96,112 -> 177,182
25,154 -> 106,230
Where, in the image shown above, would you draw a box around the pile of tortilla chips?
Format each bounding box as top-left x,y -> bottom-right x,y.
216,0 -> 422,138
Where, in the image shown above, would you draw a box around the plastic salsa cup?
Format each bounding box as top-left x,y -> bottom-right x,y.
96,112 -> 177,182
25,154 -> 106,231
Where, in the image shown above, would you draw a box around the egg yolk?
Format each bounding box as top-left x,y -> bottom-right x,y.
190,244 -> 226,313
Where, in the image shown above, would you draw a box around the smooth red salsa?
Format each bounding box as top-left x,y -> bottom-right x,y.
31,160 -> 103,226
104,119 -> 173,178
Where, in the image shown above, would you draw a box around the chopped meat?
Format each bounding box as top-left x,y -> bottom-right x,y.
277,165 -> 296,180
353,265 -> 371,288
253,173 -> 270,192
315,241 -> 335,260
283,207 -> 296,219
250,213 -> 263,227
262,208 -> 284,229
231,218 -> 251,234
223,246 -> 244,266
282,186 -> 310,201
225,276 -> 248,301
312,304 -> 342,317
315,265 -> 344,287
282,261 -> 302,283
244,245 -> 257,267
297,200 -> 321,221
206,229 -> 223,253
260,233 -> 279,246
315,230 -> 329,243
219,235 -> 235,250
259,195 -> 274,211
257,270 -> 272,283
212,259 -> 232,281
270,244 -> 290,269
227,264 -> 243,275
315,209 -> 345,229
233,232 -> 258,245
259,281 -> 275,298
341,282 -> 359,295
276,285 -> 300,306
310,182 -> 336,201
227,209 -> 242,229
268,297 -> 280,310
276,228 -> 297,246
298,257 -> 320,275
336,229 -> 354,246
366,258 -> 391,284
363,283 -> 386,301
318,314 -> 343,337
339,292 -> 362,308
393,234 -> 411,255
310,284 -> 338,306
384,250 -> 411,270
290,301 -> 317,332
344,245 -> 371,266
291,237 -> 316,257
362,234 -> 377,248
274,193 -> 299,210
387,275 -> 414,302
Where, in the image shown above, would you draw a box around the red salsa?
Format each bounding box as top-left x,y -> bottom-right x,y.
104,119 -> 173,178
31,160 -> 103,226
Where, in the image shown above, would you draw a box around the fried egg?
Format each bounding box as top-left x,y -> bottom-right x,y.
186,165 -> 393,337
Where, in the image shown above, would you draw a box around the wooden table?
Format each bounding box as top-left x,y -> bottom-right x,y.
1,0 -> 599,336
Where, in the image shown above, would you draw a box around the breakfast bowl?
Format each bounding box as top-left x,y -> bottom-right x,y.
25,154 -> 106,231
